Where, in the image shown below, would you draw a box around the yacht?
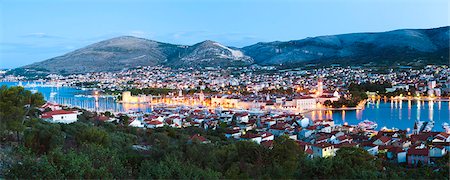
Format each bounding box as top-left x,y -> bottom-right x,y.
358,120 -> 378,130
442,123 -> 450,134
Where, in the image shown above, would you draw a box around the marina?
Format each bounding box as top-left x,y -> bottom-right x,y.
1,81 -> 448,131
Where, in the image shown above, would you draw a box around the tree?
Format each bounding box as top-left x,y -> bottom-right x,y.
76,126 -> 110,146
269,135 -> 303,178
0,85 -> 45,141
139,154 -> 221,179
23,119 -> 64,154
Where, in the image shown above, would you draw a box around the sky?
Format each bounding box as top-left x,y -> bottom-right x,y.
0,0 -> 449,68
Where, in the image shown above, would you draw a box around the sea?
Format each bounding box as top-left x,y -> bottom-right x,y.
1,81 -> 449,131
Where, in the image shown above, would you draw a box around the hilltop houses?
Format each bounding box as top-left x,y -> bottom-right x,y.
41,110 -> 78,124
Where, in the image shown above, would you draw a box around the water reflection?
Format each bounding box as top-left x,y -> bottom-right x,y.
429,101 -> 434,121
305,100 -> 448,131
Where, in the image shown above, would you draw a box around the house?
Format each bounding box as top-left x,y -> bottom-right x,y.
145,120 -> 164,129
387,147 -> 407,163
318,124 -> 332,133
269,122 -> 290,136
234,112 -> 249,123
407,148 -> 430,165
429,145 -> 447,158
363,144 -> 379,156
315,134 -> 331,144
299,126 -> 316,138
311,143 -> 335,158
240,133 -> 262,144
334,142 -> 358,152
189,134 -> 211,144
410,132 -> 439,144
96,115 -> 117,123
431,142 -> 450,151
129,118 -> 144,128
225,128 -> 242,139
260,132 -> 274,142
147,115 -> 165,122
331,134 -> 352,144
373,136 -> 391,146
391,139 -> 411,149
40,102 -> 62,111
432,132 -> 450,143
297,141 -> 314,158
41,110 -> 78,124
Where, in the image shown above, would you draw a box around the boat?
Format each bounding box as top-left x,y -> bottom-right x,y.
358,120 -> 378,130
50,92 -> 57,98
380,126 -> 399,132
423,120 -> 434,132
442,122 -> 450,134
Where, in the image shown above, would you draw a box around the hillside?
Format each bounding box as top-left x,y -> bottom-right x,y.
18,26 -> 449,74
242,26 -> 449,66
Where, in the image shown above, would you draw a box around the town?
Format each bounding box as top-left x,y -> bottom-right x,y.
6,64 -> 446,168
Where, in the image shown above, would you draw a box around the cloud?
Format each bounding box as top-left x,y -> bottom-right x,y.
128,30 -> 153,38
20,33 -> 65,39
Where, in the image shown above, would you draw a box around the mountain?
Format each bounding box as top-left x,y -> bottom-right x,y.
19,26 -> 449,74
22,36 -> 183,74
172,40 -> 253,67
242,26 -> 449,66
22,37 -> 253,74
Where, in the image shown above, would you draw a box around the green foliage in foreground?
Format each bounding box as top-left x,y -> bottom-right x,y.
3,119 -> 449,179
0,85 -> 45,136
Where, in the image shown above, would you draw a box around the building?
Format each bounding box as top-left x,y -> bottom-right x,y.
240,133 -> 262,144
121,91 -> 152,103
41,110 -> 78,124
294,97 -> 317,111
387,147 -> 407,163
145,120 -> 164,128
317,78 -> 323,97
311,143 -> 335,158
407,148 -> 430,165
429,146 -> 447,158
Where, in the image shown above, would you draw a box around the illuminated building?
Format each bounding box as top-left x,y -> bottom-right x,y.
121,91 -> 152,103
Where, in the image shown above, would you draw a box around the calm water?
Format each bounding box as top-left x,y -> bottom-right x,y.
306,100 -> 449,131
0,82 -> 153,113
2,82 -> 449,131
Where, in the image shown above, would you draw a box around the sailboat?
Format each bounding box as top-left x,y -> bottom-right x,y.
30,82 -> 38,94
442,123 -> 450,134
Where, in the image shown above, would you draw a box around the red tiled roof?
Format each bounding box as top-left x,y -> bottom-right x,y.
306,148 -> 313,154
378,145 -> 394,150
387,146 -> 405,153
436,132 -> 450,138
41,110 -> 77,119
334,142 -> 357,148
377,136 -> 391,143
270,122 -> 288,130
226,129 -> 240,134
260,132 -> 273,138
407,148 -> 429,156
146,120 -> 163,125
241,133 -> 261,139
190,134 -> 208,142
312,142 -> 333,148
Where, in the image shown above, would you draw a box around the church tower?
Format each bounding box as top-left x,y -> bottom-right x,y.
317,78 -> 323,97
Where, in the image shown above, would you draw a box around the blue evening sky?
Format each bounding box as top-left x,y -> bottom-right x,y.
0,0 -> 448,68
